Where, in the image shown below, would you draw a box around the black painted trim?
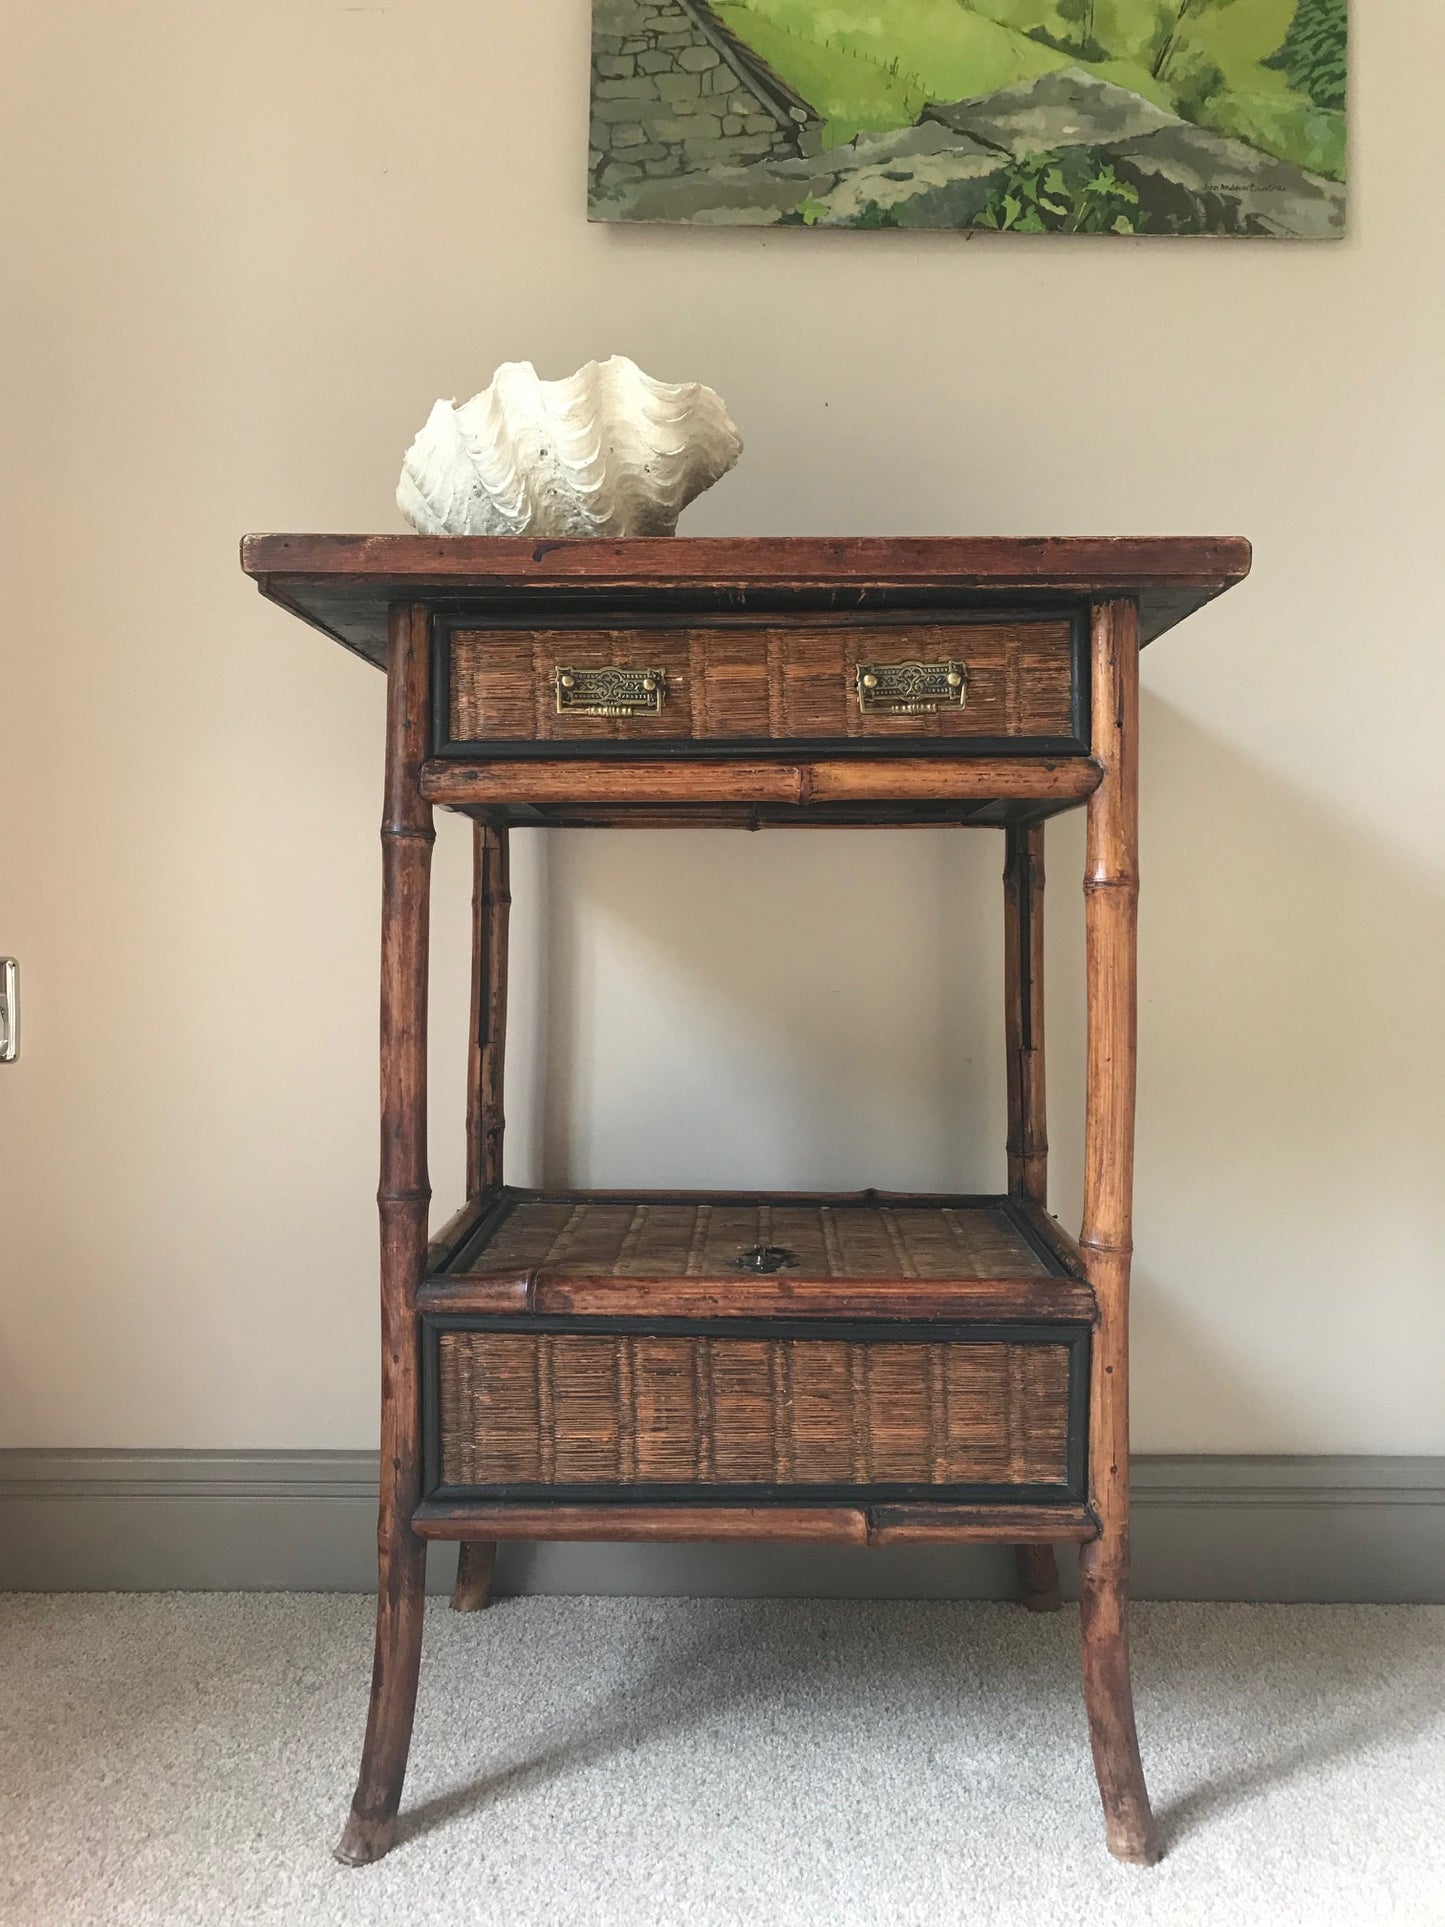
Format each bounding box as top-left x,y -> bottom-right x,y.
436,735 -> 1091,764
999,1197 -> 1069,1275
1072,599 -> 1092,747
479,797 -> 1091,830
438,1190 -> 518,1276
416,1481 -> 1079,1509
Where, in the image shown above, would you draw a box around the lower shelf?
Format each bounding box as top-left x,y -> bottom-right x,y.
423,1186 -> 1092,1314
419,1188 -> 1094,1523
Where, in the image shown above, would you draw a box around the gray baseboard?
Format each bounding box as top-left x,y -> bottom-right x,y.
0,1451 -> 1440,1602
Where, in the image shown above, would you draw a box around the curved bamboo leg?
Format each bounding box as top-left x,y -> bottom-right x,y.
1016,1543 -> 1063,1613
1078,598 -> 1159,1866
336,603 -> 434,1868
1080,1542 -> 1157,1862
451,1540 -> 498,1613
335,1457 -> 428,1865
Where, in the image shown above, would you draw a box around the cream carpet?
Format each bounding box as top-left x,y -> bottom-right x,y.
2,1594 -> 1442,1926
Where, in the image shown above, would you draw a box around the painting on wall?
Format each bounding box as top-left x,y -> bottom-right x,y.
589,1 -> 1346,237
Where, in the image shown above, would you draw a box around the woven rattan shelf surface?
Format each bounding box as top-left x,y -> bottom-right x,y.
443,1191 -> 1062,1284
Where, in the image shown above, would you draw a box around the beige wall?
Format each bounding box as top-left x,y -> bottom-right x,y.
2,1 -> 1441,1454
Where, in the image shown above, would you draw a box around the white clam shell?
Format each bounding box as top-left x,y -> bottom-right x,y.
396,355 -> 742,538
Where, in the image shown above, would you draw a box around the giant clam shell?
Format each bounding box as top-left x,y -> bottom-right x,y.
396,355 -> 742,538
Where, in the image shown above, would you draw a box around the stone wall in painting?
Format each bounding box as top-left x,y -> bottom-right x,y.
590,0 -> 819,199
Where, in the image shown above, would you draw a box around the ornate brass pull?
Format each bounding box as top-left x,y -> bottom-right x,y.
856,659 -> 966,715
555,665 -> 667,716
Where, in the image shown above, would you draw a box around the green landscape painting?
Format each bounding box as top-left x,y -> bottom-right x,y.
589,1 -> 1346,235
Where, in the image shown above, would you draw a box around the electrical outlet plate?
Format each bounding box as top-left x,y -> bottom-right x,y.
1,958 -> 17,1062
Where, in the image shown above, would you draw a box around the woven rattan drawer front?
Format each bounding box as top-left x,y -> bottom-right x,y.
439,615 -> 1085,756
424,1318 -> 1087,1502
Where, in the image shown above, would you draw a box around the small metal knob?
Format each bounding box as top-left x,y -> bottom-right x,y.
641,676 -> 657,692
559,673 -> 575,689
946,671 -> 963,688
731,1244 -> 799,1274
861,672 -> 879,689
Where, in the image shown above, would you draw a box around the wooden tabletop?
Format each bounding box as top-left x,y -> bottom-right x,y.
241,534 -> 1252,668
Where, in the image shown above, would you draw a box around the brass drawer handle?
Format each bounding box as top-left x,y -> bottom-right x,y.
555,665 -> 667,716
856,659 -> 966,715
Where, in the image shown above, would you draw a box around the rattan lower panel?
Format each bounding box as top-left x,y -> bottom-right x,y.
436,1330 -> 1071,1490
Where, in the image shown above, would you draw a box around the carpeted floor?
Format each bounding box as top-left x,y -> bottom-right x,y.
1,1595 -> 1441,1926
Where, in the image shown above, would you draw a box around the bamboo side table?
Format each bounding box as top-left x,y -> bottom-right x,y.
242,533 -> 1250,1868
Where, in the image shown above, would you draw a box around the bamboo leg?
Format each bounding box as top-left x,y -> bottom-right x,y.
1004,822 -> 1060,1610
457,821 -> 511,1607
450,1540 -> 498,1613
336,604 -> 434,1868
1078,598 -> 1159,1867
465,821 -> 511,1199
1003,821 -> 1048,1208
1016,1542 -> 1063,1614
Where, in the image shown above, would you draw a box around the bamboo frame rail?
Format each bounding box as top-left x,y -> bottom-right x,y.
419,756 -> 1103,810
416,1270 -> 1096,1323
411,1502 -> 1099,1546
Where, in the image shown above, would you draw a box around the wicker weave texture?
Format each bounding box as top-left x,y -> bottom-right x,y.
448,622 -> 1074,744
462,1200 -> 1051,1282
437,1332 -> 1071,1488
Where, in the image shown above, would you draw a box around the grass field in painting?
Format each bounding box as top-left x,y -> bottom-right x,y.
711,0 -> 1345,178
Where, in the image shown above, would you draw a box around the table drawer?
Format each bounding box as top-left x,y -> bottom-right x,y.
436,614 -> 1087,757
422,1314 -> 1088,1504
